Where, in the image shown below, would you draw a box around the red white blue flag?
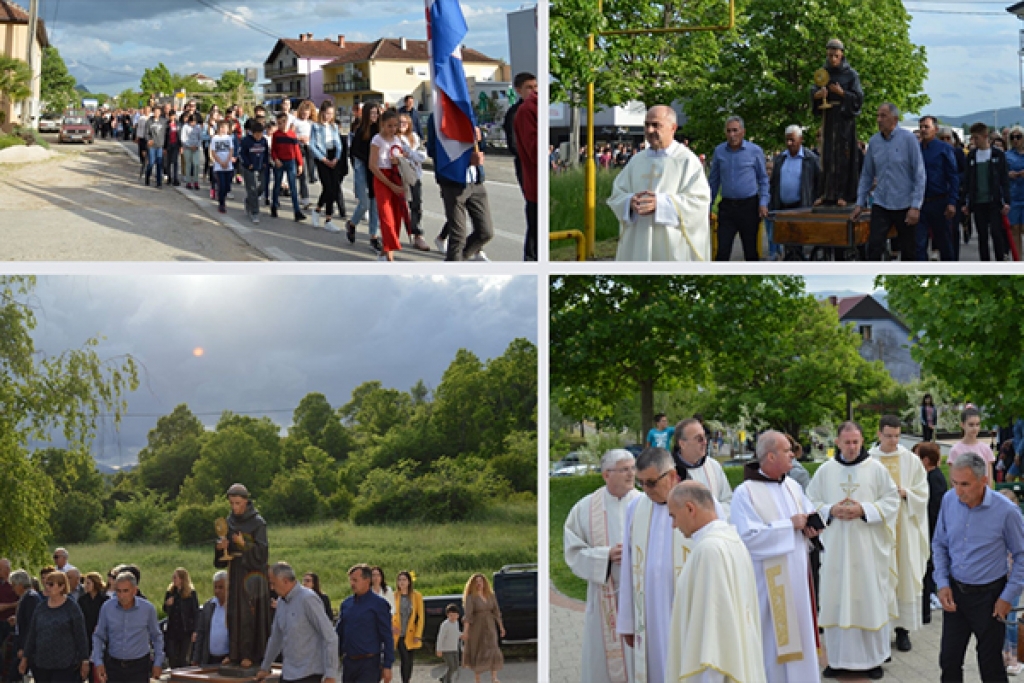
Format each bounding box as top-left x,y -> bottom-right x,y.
425,0 -> 477,183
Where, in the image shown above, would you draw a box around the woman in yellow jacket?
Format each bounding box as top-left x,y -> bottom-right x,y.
392,570 -> 424,683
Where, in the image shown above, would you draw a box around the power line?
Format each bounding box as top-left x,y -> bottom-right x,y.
193,0 -> 280,40
905,6 -> 1009,13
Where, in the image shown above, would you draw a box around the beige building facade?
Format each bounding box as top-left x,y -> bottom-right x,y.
0,0 -> 47,127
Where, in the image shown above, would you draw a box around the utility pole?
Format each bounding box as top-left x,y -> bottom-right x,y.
24,0 -> 40,128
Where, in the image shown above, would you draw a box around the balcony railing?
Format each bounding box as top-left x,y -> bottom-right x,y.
264,65 -> 298,79
323,80 -> 371,94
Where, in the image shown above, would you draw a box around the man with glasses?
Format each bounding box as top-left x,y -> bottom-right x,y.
672,418 -> 733,518
617,447 -> 686,683
807,421 -> 900,680
564,449 -> 641,683
52,548 -> 75,573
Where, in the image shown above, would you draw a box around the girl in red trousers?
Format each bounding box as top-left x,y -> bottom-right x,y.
369,109 -> 410,262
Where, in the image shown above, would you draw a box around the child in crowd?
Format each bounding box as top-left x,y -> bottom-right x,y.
239,121 -> 270,224
435,603 -> 461,683
270,112 -> 306,222
948,406 -> 996,484
209,120 -> 235,214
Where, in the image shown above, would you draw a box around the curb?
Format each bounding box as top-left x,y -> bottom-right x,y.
114,141 -> 280,261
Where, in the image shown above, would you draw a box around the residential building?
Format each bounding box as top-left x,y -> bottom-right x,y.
189,73 -> 217,89
830,294 -> 921,384
0,0 -> 47,127
320,36 -> 503,114
263,33 -> 351,107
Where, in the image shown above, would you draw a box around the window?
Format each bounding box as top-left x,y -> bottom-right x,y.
292,58 -> 297,67
859,325 -> 873,341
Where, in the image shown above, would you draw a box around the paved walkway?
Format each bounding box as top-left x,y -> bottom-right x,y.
549,586 -> 989,682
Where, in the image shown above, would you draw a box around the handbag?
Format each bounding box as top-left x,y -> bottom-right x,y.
392,144 -> 419,188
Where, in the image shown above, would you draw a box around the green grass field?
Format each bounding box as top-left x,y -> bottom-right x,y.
549,168 -> 621,261
66,501 -> 537,618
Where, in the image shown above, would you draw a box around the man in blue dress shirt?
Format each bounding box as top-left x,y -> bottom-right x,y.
336,565 -> 394,683
91,572 -> 163,683
933,452 -> 1024,683
708,116 -> 770,261
851,103 -> 926,261
917,116 -> 959,261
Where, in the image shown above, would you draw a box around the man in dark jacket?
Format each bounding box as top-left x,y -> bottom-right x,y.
191,572 -> 229,666
8,570 -> 40,683
769,125 -> 821,259
963,121 -> 1011,261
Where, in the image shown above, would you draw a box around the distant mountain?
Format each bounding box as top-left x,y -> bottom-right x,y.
95,462 -> 135,475
906,107 -> 1024,130
74,84 -> 91,94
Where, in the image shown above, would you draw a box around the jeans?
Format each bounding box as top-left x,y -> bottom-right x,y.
215,170 -> 233,208
273,160 -> 302,215
182,147 -> 201,185
407,179 -> 423,235
166,144 -> 181,185
919,200 -> 956,261
145,147 -> 164,186
351,158 -> 379,236
241,166 -> 264,216
971,203 -> 1008,261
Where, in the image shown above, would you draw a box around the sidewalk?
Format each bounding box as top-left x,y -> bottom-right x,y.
549,584 -> 985,682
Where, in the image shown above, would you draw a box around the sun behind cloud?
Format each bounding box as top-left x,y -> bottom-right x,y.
193,347 -> 205,357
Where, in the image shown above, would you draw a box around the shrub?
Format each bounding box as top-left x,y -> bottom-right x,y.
260,468 -> 323,524
173,501 -> 230,547
50,491 -> 103,543
351,457 -> 504,525
115,491 -> 172,544
0,135 -> 26,151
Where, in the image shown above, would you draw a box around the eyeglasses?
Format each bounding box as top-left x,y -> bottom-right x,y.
1012,135 -> 1023,141
638,469 -> 673,489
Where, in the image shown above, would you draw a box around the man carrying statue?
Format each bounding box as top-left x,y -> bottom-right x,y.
812,39 -> 864,206
215,483 -> 272,669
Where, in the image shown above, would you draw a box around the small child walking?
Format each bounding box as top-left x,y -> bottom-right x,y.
436,603 -> 461,683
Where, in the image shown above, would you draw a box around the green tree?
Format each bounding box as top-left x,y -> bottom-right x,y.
40,46 -> 77,115
0,276 -> 138,564
140,63 -> 174,98
181,426 -> 282,502
135,404 -> 206,499
340,382 -> 413,439
431,350 -> 489,455
290,393 -> 353,461
0,55 -> 31,118
880,276 -> 1024,425
682,0 -> 928,151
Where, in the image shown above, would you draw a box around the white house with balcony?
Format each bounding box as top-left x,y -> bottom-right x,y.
263,33 -> 351,107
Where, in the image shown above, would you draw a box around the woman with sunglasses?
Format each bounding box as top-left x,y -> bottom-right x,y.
1006,125 -> 1024,259
19,571 -> 89,683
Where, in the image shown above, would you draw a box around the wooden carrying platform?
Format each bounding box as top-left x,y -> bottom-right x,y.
771,207 -> 872,249
168,667 -> 281,683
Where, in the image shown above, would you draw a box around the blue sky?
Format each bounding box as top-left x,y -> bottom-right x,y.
803,275 -> 883,296
42,0 -> 525,96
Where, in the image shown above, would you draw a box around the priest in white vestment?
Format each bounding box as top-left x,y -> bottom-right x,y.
667,481 -> 766,683
618,447 -> 687,683
564,449 -> 642,683
868,415 -> 930,653
673,418 -> 733,519
731,431 -> 822,683
807,421 -> 900,680
606,105 -> 712,262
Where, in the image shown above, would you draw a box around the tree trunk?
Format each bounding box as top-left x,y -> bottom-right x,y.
568,104 -> 581,169
640,378 -> 655,446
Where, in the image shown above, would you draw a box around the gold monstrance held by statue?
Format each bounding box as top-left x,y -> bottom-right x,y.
215,517 -> 242,561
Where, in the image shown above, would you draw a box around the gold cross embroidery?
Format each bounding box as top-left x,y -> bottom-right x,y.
840,475 -> 860,500
640,162 -> 663,192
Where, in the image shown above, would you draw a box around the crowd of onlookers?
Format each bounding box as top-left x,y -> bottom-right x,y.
0,550 -> 508,683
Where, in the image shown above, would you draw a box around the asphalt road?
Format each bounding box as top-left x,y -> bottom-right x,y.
107,139 -> 529,262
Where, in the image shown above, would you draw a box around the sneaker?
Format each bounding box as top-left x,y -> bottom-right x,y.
346,221 -> 356,243
471,251 -> 490,262
434,236 -> 447,254
324,220 -> 340,234
252,214 -> 260,225
310,210 -> 320,229
370,237 -> 382,253
295,212 -> 307,222
1008,662 -> 1022,676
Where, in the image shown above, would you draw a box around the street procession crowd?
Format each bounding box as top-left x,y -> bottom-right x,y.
605,38 -> 1024,263
564,408 -> 1024,682
0,485 -> 508,683
86,70 -> 538,262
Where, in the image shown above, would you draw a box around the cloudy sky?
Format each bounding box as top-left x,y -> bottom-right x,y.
42,0 -> 526,96
26,274 -> 536,468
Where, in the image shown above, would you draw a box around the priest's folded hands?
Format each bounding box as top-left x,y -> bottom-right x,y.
630,191 -> 657,216
830,498 -> 865,520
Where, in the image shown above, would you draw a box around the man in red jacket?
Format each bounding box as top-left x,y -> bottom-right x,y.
513,88 -> 538,261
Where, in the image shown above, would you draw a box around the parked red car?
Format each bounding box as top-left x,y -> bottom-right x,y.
58,115 -> 94,144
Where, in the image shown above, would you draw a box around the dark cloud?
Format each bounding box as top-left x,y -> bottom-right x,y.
27,275 -> 536,467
